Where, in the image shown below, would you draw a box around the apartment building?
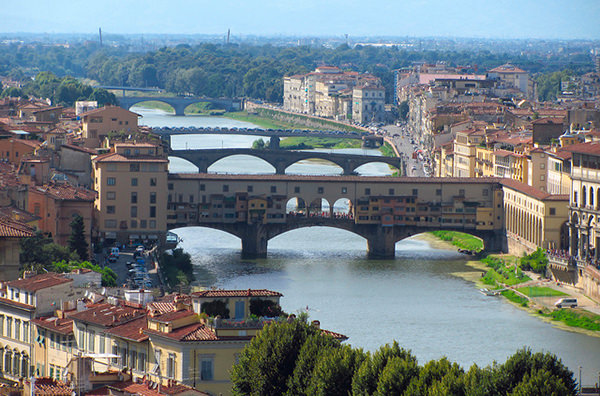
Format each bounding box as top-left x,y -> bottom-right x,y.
0,218 -> 34,280
0,273 -> 74,381
487,63 -> 536,100
352,83 -> 386,124
453,128 -> 485,177
81,106 -> 140,149
92,142 -> 168,246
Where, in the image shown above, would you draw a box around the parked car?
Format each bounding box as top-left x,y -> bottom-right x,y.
554,298 -> 577,308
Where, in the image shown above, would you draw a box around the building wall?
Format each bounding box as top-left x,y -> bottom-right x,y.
0,139 -> 38,165
93,145 -> 168,245
82,107 -> 139,148
0,239 -> 23,281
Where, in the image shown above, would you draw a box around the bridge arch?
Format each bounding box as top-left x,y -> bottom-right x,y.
285,158 -> 344,175
208,154 -> 276,174
129,99 -> 177,114
353,161 -> 399,176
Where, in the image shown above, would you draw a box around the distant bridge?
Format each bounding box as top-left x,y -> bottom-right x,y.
153,126 -> 367,140
117,96 -> 243,116
170,148 -> 403,175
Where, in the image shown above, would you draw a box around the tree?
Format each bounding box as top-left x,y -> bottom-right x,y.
252,139 -> 266,150
20,231 -> 77,272
232,318 -> 321,396
399,100 -> 410,120
305,344 -> 366,396
68,215 -> 88,261
509,369 -> 572,396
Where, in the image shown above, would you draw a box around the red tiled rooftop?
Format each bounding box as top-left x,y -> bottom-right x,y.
90,380 -> 209,396
32,317 -> 74,335
150,310 -> 196,323
8,272 -> 72,292
93,152 -> 168,163
104,316 -> 148,342
191,289 -> 283,298
33,183 -> 96,201
145,322 -> 219,342
501,179 -> 569,201
489,64 -> 527,74
30,378 -> 72,396
0,217 -> 34,237
563,142 -> 600,156
69,303 -> 145,328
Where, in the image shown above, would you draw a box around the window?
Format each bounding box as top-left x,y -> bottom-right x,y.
150,192 -> 157,204
223,185 -> 229,192
168,183 -> 174,190
88,331 -> 95,352
150,206 -> 156,218
550,207 -> 556,215
200,358 -> 214,381
167,353 -> 176,378
138,352 -> 146,372
104,219 -> 117,228
131,178 -> 138,186
107,191 -> 116,200
15,319 -> 20,341
271,186 -> 277,193
107,206 -> 115,214
149,220 -> 156,229
22,322 -> 28,343
107,177 -> 116,186
150,178 -> 157,186
318,187 -> 324,194
130,220 -> 138,228
6,317 -> 12,338
140,220 -> 147,228
294,186 -> 300,193
0,316 -> 4,335
189,195 -> 194,203
247,185 -> 253,192
131,206 -> 138,217
129,164 -> 140,172
131,192 -> 137,204
99,335 -> 105,354
341,187 -> 347,194
459,189 -> 465,196
483,189 -> 489,196
124,149 -> 131,155
365,188 -> 371,195
200,184 -> 205,191
112,345 -> 119,365
389,188 -> 395,196
436,189 -> 442,196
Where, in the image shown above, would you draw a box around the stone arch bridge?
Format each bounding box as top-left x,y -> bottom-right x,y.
166,174 -> 507,258
170,148 -> 403,175
117,96 -> 242,116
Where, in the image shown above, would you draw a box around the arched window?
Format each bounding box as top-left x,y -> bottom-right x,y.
582,186 -> 587,206
590,187 -> 594,208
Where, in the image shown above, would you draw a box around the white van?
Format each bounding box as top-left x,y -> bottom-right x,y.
110,247 -> 120,258
554,298 -> 577,308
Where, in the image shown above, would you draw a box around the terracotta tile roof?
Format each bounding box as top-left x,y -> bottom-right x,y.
191,289 -> 283,298
0,205 -> 39,224
489,64 -> 527,74
91,381 -> 209,396
150,310 -> 196,323
30,378 -> 72,396
0,217 -> 34,237
145,322 -> 218,342
33,183 -> 96,201
147,302 -> 178,315
532,117 -> 564,125
32,317 -> 74,335
104,316 -> 148,342
69,303 -> 145,328
501,179 -> 569,202
8,272 -> 72,292
320,328 -> 349,341
0,296 -> 34,310
61,143 -> 97,154
79,106 -> 141,118
93,152 -> 168,163
563,141 -> 600,156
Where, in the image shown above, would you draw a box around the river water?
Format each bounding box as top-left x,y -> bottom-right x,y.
136,107 -> 600,383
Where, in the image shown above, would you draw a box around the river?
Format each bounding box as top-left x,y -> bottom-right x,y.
136,107 -> 600,384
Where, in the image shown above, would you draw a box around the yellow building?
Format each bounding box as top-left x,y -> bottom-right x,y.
31,316 -> 75,379
0,273 -> 73,382
81,106 -> 140,149
475,145 -> 495,177
92,142 -> 169,246
453,128 -> 484,177
502,179 -> 569,255
546,148 -> 572,195
146,289 -> 284,396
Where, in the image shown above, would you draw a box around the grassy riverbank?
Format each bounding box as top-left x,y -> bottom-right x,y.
279,136 -> 361,150
223,111 -> 318,130
429,230 -> 484,252
426,233 -> 600,336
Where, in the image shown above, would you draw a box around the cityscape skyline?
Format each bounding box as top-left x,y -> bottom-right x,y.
2,0 -> 600,40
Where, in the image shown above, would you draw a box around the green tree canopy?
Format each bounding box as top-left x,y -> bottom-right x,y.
68,214 -> 89,261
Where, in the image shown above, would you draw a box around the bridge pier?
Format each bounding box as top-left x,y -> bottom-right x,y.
173,104 -> 186,116
366,227 -> 397,259
240,224 -> 268,259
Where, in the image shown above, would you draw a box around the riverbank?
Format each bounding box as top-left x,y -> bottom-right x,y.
425,233 -> 600,337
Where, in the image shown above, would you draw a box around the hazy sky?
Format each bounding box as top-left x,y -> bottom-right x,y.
3,0 -> 600,40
